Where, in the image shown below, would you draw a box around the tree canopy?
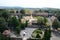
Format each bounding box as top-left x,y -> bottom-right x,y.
8,16 -> 19,28
0,17 -> 8,33
20,9 -> 25,14
37,16 -> 48,27
52,19 -> 59,29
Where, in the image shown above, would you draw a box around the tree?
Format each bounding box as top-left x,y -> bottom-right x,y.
20,9 -> 25,19
44,17 -> 48,24
37,16 -> 48,28
31,29 -> 42,39
57,16 -> 60,21
36,34 -> 41,38
0,17 -> 8,33
2,11 -> 9,21
37,17 -> 44,26
21,23 -> 26,29
15,25 -> 21,36
0,33 -> 11,40
0,33 -> 5,40
20,9 -> 25,14
8,16 -> 19,29
42,27 -> 51,40
0,9 -> 9,21
25,20 -> 28,27
39,9 -> 43,12
8,16 -> 22,36
14,22 -> 28,36
52,19 -> 59,29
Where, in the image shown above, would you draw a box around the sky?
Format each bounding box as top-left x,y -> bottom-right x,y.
0,0 -> 60,8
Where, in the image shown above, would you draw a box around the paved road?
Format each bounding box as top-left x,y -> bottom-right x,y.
10,31 -> 17,38
51,31 -> 60,40
20,28 -> 37,38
